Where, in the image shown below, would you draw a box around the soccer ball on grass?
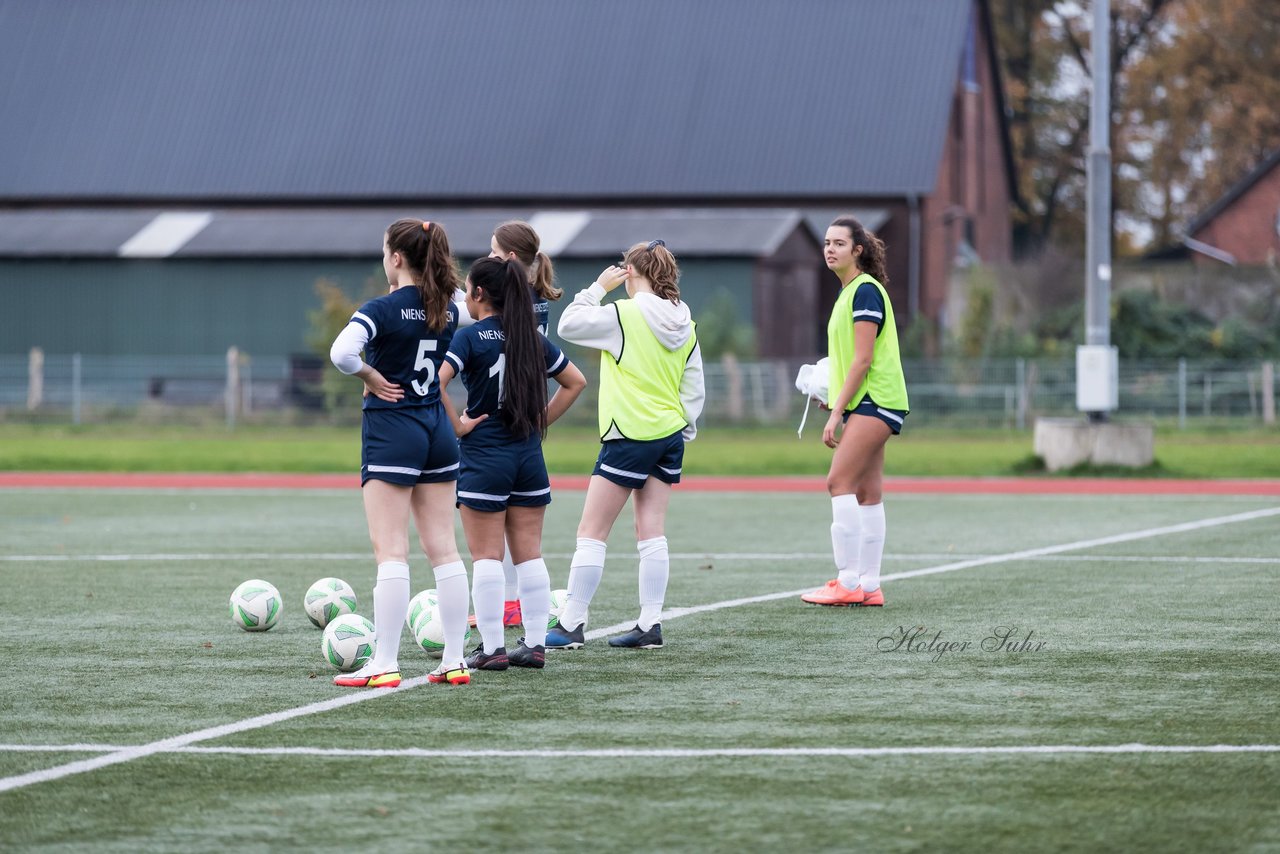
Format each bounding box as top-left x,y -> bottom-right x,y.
321,613 -> 377,672
304,577 -> 357,629
229,579 -> 282,632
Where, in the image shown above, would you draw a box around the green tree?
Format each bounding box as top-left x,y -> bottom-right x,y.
305,276 -> 383,416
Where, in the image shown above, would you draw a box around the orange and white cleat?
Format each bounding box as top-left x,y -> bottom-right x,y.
333,670 -> 402,689
427,664 -> 471,686
858,587 -> 884,607
800,579 -> 866,606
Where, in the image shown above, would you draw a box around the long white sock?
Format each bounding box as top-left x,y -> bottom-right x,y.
515,558 -> 551,648
432,560 -> 469,668
502,540 -> 519,602
471,558 -> 505,653
636,536 -> 669,630
369,561 -> 410,671
859,502 -> 886,593
831,494 -> 861,589
559,537 -> 606,631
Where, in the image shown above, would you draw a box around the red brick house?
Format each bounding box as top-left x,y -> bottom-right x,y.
1187,148 -> 1280,266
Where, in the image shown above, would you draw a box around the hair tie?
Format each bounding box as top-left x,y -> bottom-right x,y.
646,239 -> 665,251
422,221 -> 432,233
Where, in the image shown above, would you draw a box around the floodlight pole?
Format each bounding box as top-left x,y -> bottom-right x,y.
1078,0 -> 1117,421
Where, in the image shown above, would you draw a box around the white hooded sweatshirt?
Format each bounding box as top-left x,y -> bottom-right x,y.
557,282 -> 705,440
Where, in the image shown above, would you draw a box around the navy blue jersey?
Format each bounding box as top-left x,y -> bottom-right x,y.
351,287 -> 458,410
445,315 -> 568,441
533,295 -> 549,337
851,282 -> 886,335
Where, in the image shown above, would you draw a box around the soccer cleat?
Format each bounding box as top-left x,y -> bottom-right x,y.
508,640 -> 546,669
333,670 -> 402,689
859,587 -> 885,607
800,579 -> 866,606
427,664 -> 471,686
465,643 -> 510,671
544,621 -> 585,650
608,623 -> 664,649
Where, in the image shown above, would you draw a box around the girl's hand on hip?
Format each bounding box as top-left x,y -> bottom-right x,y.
361,369 -> 404,404
457,411 -> 488,437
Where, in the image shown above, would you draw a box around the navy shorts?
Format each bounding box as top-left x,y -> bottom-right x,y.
593,430 -> 684,490
361,404 -> 460,487
842,395 -> 908,435
456,431 -> 551,513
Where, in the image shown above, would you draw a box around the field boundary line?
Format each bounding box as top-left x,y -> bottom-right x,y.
2,504 -> 1278,795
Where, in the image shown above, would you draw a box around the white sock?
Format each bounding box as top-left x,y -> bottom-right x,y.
636,536 -> 668,630
471,558 -> 505,653
515,558 -> 551,648
859,502 -> 886,593
369,561 -> 410,671
831,494 -> 861,589
432,560 -> 469,668
559,537 -> 606,631
502,540 -> 519,602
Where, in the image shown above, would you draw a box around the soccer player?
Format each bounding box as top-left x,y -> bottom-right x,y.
546,240 -> 705,650
328,219 -> 471,688
482,221 -> 565,628
438,257 -> 586,670
800,215 -> 910,608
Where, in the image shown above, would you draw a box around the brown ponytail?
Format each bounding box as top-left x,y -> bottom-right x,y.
386,218 -> 461,330
622,241 -> 681,304
493,221 -> 562,301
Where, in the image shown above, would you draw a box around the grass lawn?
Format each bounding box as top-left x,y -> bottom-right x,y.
2,489 -> 1278,850
0,422 -> 1277,477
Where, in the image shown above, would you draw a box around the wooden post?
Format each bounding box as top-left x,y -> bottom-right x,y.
27,347 -> 43,410
225,346 -> 240,430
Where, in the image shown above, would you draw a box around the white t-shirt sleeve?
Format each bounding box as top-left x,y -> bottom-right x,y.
680,342 -> 706,441
556,282 -> 623,358
453,288 -> 475,328
329,321 -> 369,375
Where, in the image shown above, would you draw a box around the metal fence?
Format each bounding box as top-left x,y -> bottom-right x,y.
1,349 -> 1276,429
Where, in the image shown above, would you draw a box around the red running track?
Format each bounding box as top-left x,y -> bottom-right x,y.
2,472 -> 1279,495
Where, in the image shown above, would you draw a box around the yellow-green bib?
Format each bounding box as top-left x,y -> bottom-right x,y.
598,300 -> 697,440
827,273 -> 909,412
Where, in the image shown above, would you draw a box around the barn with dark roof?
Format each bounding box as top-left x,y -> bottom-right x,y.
0,0 -> 1015,361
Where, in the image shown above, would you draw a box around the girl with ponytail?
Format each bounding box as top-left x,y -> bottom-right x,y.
492,220 -> 562,336
800,216 -> 910,609
546,239 -> 705,652
471,219 -> 563,628
438,257 -> 587,670
327,218 -> 471,688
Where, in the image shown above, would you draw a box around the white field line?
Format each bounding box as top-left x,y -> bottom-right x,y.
2,504 -> 1278,795
1,743 -> 1277,759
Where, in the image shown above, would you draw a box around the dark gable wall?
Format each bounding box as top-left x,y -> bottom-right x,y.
0,257 -> 757,358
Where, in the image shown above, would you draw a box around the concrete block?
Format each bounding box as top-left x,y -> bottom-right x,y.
1033,417 -> 1155,472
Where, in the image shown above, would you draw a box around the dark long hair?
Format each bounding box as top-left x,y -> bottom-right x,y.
829,216 -> 888,286
467,256 -> 547,439
494,220 -> 562,301
386,219 -> 460,330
